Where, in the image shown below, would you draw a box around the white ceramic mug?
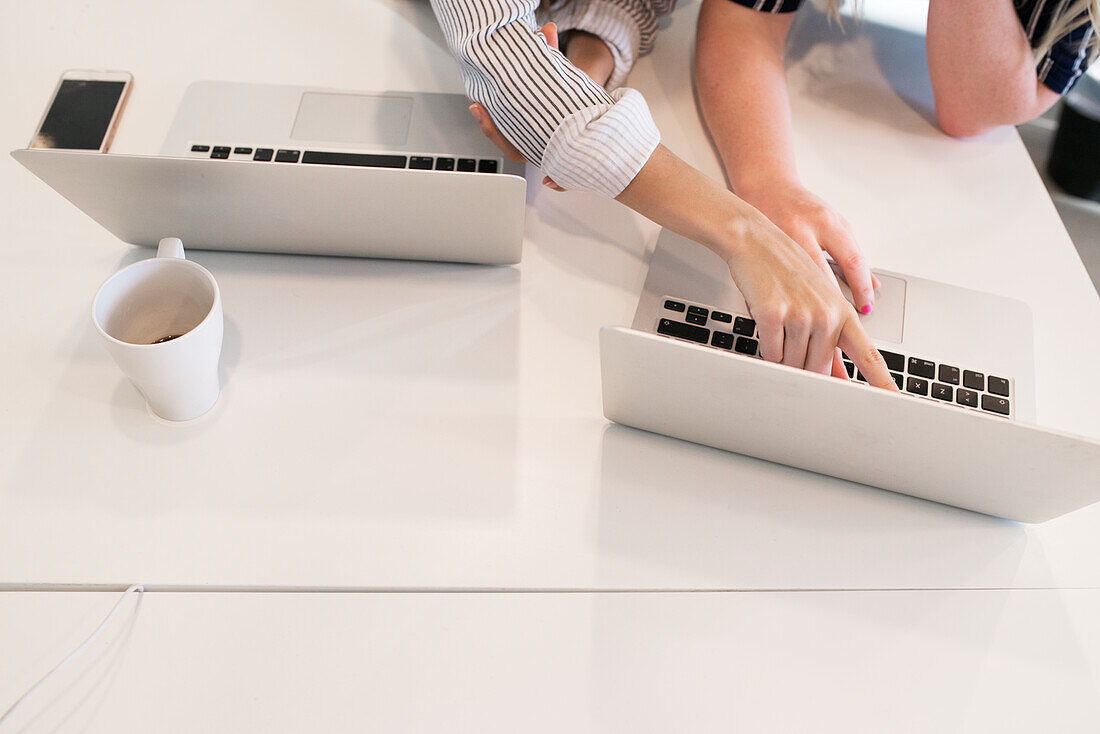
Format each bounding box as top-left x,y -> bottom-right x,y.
92,237 -> 223,421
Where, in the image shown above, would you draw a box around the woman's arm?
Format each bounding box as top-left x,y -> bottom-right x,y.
926,0 -> 1062,137
694,0 -> 880,316
445,2 -> 896,386
430,0 -> 660,198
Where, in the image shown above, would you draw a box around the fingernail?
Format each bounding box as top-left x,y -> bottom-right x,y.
861,304 -> 873,315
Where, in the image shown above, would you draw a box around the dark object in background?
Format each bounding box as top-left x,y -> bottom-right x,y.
1049,74 -> 1100,202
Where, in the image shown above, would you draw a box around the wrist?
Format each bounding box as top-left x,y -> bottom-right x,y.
566,31 -> 614,87
732,170 -> 802,207
707,198 -> 774,268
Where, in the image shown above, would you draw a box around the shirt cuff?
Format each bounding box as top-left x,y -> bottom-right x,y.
541,87 -> 661,198
554,0 -> 644,89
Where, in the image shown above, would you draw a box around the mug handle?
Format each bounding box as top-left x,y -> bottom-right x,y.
157,237 -> 185,259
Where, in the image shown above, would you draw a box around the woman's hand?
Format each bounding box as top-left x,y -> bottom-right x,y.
738,180 -> 881,315
618,145 -> 898,388
726,206 -> 878,377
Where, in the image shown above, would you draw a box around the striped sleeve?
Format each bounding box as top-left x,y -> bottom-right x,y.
430,0 -> 661,198
1017,0 -> 1096,94
549,0 -> 674,90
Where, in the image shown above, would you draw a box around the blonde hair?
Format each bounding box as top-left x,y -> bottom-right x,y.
1034,0 -> 1099,65
824,0 -> 1099,65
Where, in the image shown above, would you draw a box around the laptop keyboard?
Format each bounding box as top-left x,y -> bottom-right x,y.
654,296 -> 1015,419
187,143 -> 502,173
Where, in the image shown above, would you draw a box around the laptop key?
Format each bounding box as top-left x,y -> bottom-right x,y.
233,147 -> 253,155
891,372 -> 903,390
477,159 -> 499,173
843,361 -> 854,378
956,388 -> 978,408
906,377 -> 929,396
711,311 -> 732,324
253,148 -> 274,161
711,332 -> 734,350
274,149 -> 300,163
190,144 -> 210,152
409,156 -> 434,170
456,158 -> 477,172
963,370 -> 984,391
686,312 -> 707,326
657,318 -> 709,344
302,151 -> 407,168
907,357 -> 935,379
981,394 -> 1010,416
938,364 -> 960,384
211,146 -> 231,159
435,158 -> 455,171
931,383 -> 953,401
879,350 -> 905,373
988,376 -> 1010,396
734,336 -> 758,355
732,317 -> 756,337
663,300 -> 686,312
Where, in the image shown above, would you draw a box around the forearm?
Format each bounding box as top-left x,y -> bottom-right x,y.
926,0 -> 1060,136
693,0 -> 880,314
694,0 -> 798,201
616,144 -> 765,263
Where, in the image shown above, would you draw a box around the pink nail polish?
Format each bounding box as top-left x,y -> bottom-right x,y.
861,304 -> 873,315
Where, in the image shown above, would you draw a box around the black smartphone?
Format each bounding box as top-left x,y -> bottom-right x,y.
30,70 -> 133,152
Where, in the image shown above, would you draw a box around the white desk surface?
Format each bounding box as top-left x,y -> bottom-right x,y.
2,0 -> 1099,591
2,589 -> 1099,732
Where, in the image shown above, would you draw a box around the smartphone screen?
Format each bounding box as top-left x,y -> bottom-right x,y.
32,79 -> 127,150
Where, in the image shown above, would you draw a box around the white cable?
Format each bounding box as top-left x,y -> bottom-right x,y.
0,584 -> 144,727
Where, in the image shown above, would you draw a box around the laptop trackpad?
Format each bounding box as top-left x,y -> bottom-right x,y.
830,263 -> 906,344
291,92 -> 413,145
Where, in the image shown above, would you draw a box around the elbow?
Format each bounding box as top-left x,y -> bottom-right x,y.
933,90 -> 1006,138
935,105 -> 995,139
934,82 -> 1059,139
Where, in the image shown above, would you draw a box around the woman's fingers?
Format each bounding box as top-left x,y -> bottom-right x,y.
838,316 -> 898,390
830,348 -> 849,379
805,330 -> 839,376
468,103 -> 525,162
757,303 -> 890,385
781,313 -> 811,369
821,222 -> 876,315
537,22 -> 559,50
756,311 -> 784,365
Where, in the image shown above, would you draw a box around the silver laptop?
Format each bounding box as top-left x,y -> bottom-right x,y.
600,228 -> 1100,523
12,81 -> 527,264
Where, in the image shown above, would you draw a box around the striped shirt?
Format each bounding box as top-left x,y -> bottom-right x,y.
430,0 -> 674,197
431,0 -> 1095,199
732,0 -> 1096,94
